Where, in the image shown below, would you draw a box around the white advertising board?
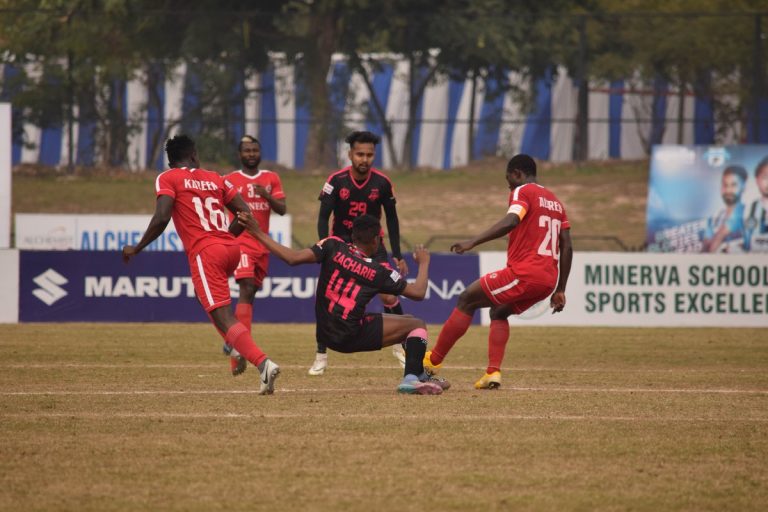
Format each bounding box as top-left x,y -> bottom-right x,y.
14,213 -> 292,251
0,103 -> 11,248
479,252 -> 768,327
0,249 -> 19,323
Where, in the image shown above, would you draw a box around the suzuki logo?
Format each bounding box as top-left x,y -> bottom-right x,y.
32,268 -> 68,306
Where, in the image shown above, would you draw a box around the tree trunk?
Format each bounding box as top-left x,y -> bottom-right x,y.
302,10 -> 337,171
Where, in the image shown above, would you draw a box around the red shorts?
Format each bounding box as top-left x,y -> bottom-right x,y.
479,267 -> 555,314
189,244 -> 240,312
233,250 -> 269,287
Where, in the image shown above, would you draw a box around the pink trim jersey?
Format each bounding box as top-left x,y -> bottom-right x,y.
155,167 -> 239,257
225,169 -> 285,255
505,183 -> 570,286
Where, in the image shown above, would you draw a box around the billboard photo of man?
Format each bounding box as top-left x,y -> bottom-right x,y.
702,165 -> 747,253
745,157 -> 768,252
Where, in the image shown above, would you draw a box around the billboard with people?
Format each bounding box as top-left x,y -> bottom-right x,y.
646,145 -> 768,253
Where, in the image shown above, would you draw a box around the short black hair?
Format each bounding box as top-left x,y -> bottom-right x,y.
755,157 -> 768,178
238,134 -> 260,152
165,135 -> 196,166
506,154 -> 537,177
351,214 -> 380,244
345,131 -> 380,147
723,165 -> 747,183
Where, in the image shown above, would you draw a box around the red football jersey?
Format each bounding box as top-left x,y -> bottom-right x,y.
505,183 -> 570,286
225,169 -> 285,255
155,167 -> 239,257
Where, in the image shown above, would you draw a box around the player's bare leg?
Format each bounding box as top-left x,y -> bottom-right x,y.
209,305 -> 279,395
380,293 -> 407,367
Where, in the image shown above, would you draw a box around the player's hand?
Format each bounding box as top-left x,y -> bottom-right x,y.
252,184 -> 269,198
122,245 -> 138,263
450,240 -> 474,254
237,211 -> 261,235
550,291 -> 566,313
412,245 -> 430,266
393,257 -> 409,276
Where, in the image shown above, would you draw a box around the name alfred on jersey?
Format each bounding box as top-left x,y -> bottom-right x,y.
539,196 -> 563,212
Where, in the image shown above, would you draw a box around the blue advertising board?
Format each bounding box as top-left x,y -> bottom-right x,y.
19,250 -> 480,324
646,145 -> 768,253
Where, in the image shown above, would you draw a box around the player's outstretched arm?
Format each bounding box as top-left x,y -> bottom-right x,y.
382,200 -> 408,276
551,228 -> 573,313
237,211 -> 316,265
401,245 -> 430,301
122,195 -> 174,263
451,213 -> 520,254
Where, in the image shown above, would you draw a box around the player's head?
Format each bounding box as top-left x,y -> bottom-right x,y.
238,135 -> 261,172
351,214 -> 381,255
755,157 -> 768,198
165,135 -> 198,168
721,165 -> 747,206
505,154 -> 537,189
346,131 -> 379,177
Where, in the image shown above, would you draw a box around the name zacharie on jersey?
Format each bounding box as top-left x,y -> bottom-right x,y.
332,252 -> 376,280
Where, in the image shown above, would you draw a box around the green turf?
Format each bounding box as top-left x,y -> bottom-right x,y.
0,323 -> 766,511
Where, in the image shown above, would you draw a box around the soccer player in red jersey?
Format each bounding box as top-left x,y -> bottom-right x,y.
423,154 -> 573,389
238,211 -> 448,395
221,135 -> 287,376
121,135 -> 280,395
311,131 -> 409,375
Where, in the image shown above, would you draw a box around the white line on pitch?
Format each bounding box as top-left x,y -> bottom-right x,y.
0,363 -> 762,374
1,411 -> 767,423
1,386 -> 766,396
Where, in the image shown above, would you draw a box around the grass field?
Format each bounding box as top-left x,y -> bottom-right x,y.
11,158 -> 649,251
1,323 -> 766,511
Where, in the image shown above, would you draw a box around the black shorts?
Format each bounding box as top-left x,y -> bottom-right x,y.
322,313 -> 384,353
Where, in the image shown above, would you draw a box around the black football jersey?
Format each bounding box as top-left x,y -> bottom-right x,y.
318,166 -> 396,242
310,236 -> 407,342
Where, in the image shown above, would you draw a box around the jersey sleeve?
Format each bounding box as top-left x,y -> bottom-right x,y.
507,185 -> 531,220
270,173 -> 286,200
155,171 -> 176,199
374,265 -> 408,295
318,176 -> 337,206
310,237 -> 337,262
221,177 -> 238,203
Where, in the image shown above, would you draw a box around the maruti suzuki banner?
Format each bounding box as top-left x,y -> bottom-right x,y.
18,250 -> 479,324
14,213 -> 292,251
646,145 -> 768,253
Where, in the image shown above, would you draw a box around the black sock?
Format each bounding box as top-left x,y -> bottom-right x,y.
317,342 -> 327,354
404,336 -> 427,377
383,303 -> 404,315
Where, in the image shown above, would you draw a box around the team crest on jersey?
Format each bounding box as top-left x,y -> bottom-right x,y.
340,188 -> 350,200
368,188 -> 379,201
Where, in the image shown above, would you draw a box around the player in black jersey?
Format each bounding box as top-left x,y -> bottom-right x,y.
311,131 -> 409,375
237,211 -> 449,395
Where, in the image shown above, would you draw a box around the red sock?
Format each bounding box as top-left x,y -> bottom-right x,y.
487,319 -> 509,374
430,308 -> 472,365
224,323 -> 267,367
235,303 -> 253,333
